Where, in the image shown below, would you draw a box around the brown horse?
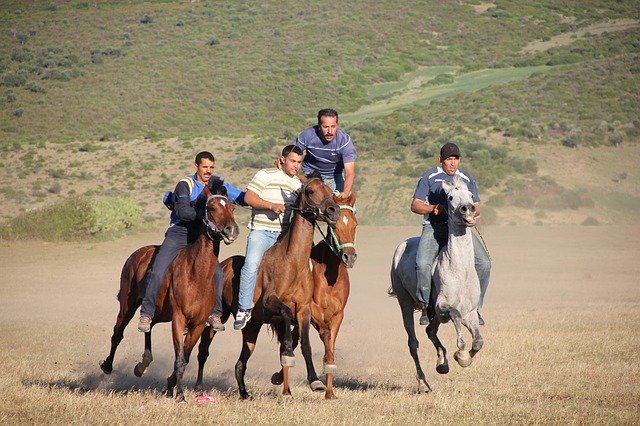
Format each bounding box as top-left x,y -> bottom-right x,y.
194,177 -> 339,399
99,179 -> 238,402
271,192 -> 358,399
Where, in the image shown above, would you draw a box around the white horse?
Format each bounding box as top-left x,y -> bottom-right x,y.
390,175 -> 484,393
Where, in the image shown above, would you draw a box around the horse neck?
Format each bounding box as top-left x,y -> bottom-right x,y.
445,212 -> 474,257
282,211 -> 315,259
188,232 -> 217,265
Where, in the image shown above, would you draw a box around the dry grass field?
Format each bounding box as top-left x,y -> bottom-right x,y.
1,224 -> 639,424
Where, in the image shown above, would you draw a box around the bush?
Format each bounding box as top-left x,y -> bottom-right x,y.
0,196 -> 142,241
4,74 -> 27,87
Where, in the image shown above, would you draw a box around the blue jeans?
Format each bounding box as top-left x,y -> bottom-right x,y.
319,172 -> 344,193
238,229 -> 281,310
211,263 -> 224,316
140,225 -> 188,317
415,223 -> 491,308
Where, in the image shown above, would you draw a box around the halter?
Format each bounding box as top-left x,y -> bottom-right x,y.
315,202 -> 356,257
290,178 -> 335,222
202,194 -> 228,241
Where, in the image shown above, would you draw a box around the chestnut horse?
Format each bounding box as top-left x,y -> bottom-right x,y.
194,177 -> 339,399
99,179 -> 238,402
271,192 -> 358,399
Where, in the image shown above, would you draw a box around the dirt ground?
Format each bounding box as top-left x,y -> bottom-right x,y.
1,223 -> 639,396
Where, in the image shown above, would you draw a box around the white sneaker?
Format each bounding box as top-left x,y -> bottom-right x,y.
233,309 -> 252,330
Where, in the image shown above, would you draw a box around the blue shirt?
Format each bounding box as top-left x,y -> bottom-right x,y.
294,126 -> 357,179
413,166 -> 479,225
170,174 -> 245,227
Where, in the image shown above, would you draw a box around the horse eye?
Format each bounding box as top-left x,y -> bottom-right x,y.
448,196 -> 453,201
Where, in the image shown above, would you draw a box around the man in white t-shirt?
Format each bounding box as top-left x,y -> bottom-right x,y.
234,145 -> 304,330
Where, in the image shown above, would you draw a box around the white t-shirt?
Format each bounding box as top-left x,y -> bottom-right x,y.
246,168 -> 302,232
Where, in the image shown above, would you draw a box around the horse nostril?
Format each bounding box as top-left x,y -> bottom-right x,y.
327,205 -> 339,217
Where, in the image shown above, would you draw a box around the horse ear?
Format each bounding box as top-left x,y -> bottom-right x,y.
207,175 -> 226,195
305,170 -> 322,181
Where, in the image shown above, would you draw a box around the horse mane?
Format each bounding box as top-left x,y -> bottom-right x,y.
207,175 -> 228,196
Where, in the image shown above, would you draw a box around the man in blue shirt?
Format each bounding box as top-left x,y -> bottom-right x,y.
138,151 -> 245,333
411,142 -> 491,326
293,108 -> 356,201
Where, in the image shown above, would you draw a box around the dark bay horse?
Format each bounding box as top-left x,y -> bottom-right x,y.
195,177 -> 339,399
271,192 -> 358,399
99,179 -> 238,402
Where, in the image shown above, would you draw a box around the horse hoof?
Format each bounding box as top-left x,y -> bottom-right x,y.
99,360 -> 112,375
454,350 -> 472,368
134,363 -> 146,378
436,363 -> 449,374
325,392 -> 337,400
323,364 -> 338,374
310,380 -> 326,392
271,371 -> 284,385
418,381 -> 432,394
280,355 -> 295,367
176,396 -> 186,404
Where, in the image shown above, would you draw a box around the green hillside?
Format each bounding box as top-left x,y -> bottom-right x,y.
1,0 -> 639,237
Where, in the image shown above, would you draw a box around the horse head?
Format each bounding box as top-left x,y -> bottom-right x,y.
296,176 -> 340,225
442,175 -> 476,228
327,192 -> 358,268
203,177 -> 239,244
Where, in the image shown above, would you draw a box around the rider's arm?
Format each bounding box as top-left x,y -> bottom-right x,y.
174,181 -> 198,222
245,189 -> 285,214
340,161 -> 355,198
411,198 -> 441,216
222,181 -> 247,206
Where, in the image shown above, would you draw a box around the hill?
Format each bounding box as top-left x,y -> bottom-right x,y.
1,0 -> 639,235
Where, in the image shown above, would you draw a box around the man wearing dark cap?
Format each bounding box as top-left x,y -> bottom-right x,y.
410,142 -> 492,326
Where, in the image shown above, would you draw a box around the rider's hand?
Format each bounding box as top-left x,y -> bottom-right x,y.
335,192 -> 349,202
270,203 -> 286,214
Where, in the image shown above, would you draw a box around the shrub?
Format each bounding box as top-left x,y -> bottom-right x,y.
140,15 -> 153,24
13,108 -> 24,117
4,74 -> 27,87
48,182 -> 62,194
42,70 -> 71,81
25,83 -> 46,93
11,48 -> 33,63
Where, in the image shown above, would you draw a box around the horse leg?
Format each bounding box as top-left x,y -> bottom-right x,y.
466,310 -> 484,359
134,330 -> 153,378
322,311 -> 344,399
173,324 -> 206,403
426,317 -> 448,374
100,293 -> 139,374
288,305 -> 316,398
397,287 -> 431,393
235,322 -> 261,400
450,310 -> 472,368
271,321 -> 325,392
195,325 -> 214,394
169,317 -> 193,403
264,295 -> 295,363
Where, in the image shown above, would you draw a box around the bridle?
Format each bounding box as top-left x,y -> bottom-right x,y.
202,194 -> 229,241
290,178 -> 336,223
315,202 -> 356,257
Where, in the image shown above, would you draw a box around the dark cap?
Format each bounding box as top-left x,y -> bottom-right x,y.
440,142 -> 461,159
